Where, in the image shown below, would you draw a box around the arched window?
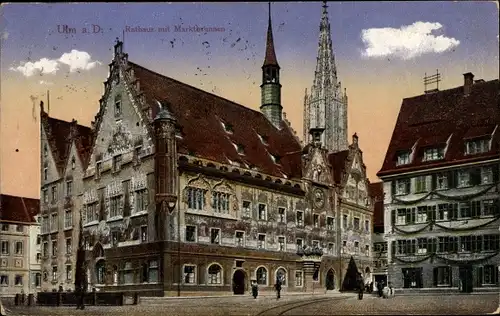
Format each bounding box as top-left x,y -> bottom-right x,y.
95,260 -> 106,284
112,265 -> 118,284
43,144 -> 48,158
256,267 -> 267,285
276,268 -> 287,286
208,264 -> 222,284
71,157 -> 76,170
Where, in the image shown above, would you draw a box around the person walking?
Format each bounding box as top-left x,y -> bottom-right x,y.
377,280 -> 384,297
357,274 -> 365,300
275,279 -> 282,300
251,280 -> 259,299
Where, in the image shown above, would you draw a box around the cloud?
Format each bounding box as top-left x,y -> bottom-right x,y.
58,49 -> 102,72
1,31 -> 8,41
360,21 -> 460,60
39,80 -> 54,85
10,49 -> 101,77
9,58 -> 60,77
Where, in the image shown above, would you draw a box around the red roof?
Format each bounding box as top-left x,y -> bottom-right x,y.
368,182 -> 384,227
0,194 -> 39,223
378,78 -> 500,177
263,17 -> 279,68
41,105 -> 93,175
129,62 -> 302,179
328,150 -> 349,184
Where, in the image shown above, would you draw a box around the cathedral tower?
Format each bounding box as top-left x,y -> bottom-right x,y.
260,2 -> 282,129
303,1 -> 348,152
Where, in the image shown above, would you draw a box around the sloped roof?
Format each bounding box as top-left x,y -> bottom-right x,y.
128,62 -> 302,179
0,194 -> 39,223
41,108 -> 93,174
328,150 -> 349,184
378,78 -> 500,177
368,182 -> 384,227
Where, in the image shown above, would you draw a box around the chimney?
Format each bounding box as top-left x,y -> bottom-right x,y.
463,72 -> 474,95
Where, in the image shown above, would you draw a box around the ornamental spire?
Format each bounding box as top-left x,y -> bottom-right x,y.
263,2 -> 279,68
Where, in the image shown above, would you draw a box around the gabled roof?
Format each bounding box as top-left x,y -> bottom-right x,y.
40,104 -> 93,175
378,78 -> 500,177
328,150 -> 349,184
0,194 -> 39,223
128,61 -> 302,178
368,182 -> 384,227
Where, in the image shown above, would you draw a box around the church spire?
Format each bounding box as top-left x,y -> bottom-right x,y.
303,1 -> 348,152
260,2 -> 282,129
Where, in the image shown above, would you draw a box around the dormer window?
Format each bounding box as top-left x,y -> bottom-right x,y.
115,95 -> 122,117
396,151 -> 410,166
233,143 -> 245,155
423,147 -> 444,161
258,134 -> 268,145
465,138 -> 490,155
221,121 -> 233,134
269,153 -> 280,164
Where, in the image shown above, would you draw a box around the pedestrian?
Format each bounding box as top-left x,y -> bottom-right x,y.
357,274 -> 365,300
275,279 -> 282,300
388,282 -> 394,298
251,280 -> 259,299
377,280 -> 384,298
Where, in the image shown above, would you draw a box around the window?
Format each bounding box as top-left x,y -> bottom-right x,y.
235,143 -> 245,155
121,262 -> 134,284
416,207 -> 427,223
36,253 -> 41,262
437,204 -> 449,221
51,240 -> 57,257
460,236 -> 473,252
328,243 -> 335,255
470,201 -> 481,218
296,211 -> 303,226
50,213 -> 57,231
242,201 -> 251,218
71,157 -> 76,170
185,225 -> 196,242
343,215 -> 348,228
256,267 -> 267,285
417,238 -> 427,254
481,167 -> 493,184
96,260 -> 105,284
313,214 -> 319,228
43,168 -> 48,181
1,224 -> 7,231
43,188 -> 48,203
43,144 -> 48,157
396,151 -> 410,166
354,241 -> 359,253
415,176 -> 427,193
278,236 -> 285,251
235,231 -> 245,247
353,217 -> 360,230
66,265 -> 72,281
112,155 -> 122,172
187,187 -> 206,210
42,242 -> 48,257
365,220 -> 369,232
327,217 -> 334,230
482,199 -> 496,216
112,231 -> 119,246
465,139 -> 490,155
395,179 -> 411,195
15,225 -> 23,233
221,121 -> 233,134
0,275 -> 8,286
14,275 -> 23,286
276,268 -> 286,286
435,266 -> 451,286
141,226 -> 147,242
65,238 -> 72,255
436,173 -> 448,190
96,162 -> 102,178
66,180 -> 72,196
183,265 -> 196,284
396,209 -> 406,225
458,171 -> 470,188
1,241 -> 8,255
342,241 -> 347,253
85,202 -> 98,223
135,189 -> 148,213
35,273 -> 41,287
296,238 -> 303,250
258,204 -> 267,220
208,264 -> 222,284
212,192 -> 230,213
115,95 -> 122,117
423,148 -> 444,161
110,196 -> 121,218
210,228 -> 220,244
51,186 -> 57,203
52,266 -> 58,281
148,260 -> 159,283
459,202 -> 471,218
483,265 -> 496,285
257,234 -> 266,249
278,207 -> 285,223
64,210 -> 72,229
365,245 -> 370,255
295,271 -> 303,287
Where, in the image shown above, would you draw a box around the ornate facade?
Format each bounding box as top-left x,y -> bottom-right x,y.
39,3 -> 373,297
303,2 -> 348,153
378,73 -> 500,291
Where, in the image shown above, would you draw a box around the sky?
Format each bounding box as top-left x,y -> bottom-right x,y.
1,2 -> 499,199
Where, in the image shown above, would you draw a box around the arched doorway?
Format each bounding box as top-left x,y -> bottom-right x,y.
232,269 -> 246,295
326,269 -> 335,290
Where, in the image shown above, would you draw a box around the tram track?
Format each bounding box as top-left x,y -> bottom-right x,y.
255,296 -> 352,316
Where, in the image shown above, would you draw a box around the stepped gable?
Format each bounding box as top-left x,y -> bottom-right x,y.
128,61 -> 302,179
378,79 -> 500,177
0,194 -> 39,223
